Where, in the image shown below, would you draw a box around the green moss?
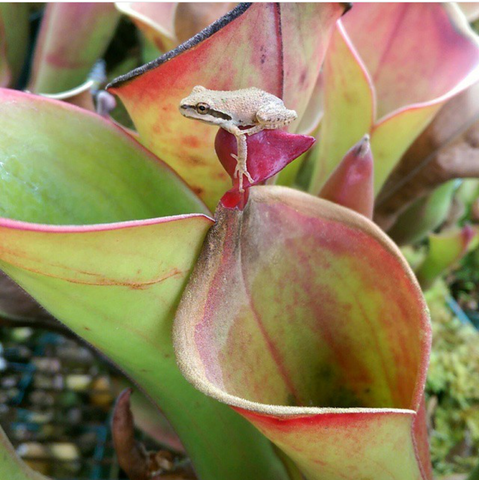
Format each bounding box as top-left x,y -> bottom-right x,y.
426,281 -> 479,477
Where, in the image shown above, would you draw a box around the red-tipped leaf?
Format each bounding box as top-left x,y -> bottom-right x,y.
215,128 -> 315,209
319,135 -> 374,218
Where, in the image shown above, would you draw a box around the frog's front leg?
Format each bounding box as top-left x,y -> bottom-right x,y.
222,123 -> 253,192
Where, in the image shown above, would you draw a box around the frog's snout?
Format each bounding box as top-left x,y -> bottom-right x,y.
179,103 -> 190,116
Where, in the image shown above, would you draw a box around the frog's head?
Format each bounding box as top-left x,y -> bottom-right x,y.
179,86 -> 232,126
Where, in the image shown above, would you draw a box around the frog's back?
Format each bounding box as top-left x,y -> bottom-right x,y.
216,87 -> 283,124
220,87 -> 280,102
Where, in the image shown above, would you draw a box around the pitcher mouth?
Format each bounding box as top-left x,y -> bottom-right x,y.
173,187 -> 431,421
174,351 -> 418,417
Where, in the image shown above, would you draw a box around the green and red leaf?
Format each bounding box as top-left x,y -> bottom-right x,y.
375,81 -> 479,231
310,3 -> 479,195
108,3 -> 346,210
0,89 -> 207,223
344,4 -> 479,118
28,3 -> 120,94
174,186 -> 432,480
0,89 -> 288,480
309,24 -> 374,192
117,3 -> 237,53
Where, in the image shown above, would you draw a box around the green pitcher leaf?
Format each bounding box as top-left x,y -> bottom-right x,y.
175,186 -> 432,480
0,89 -> 289,480
309,24 -> 373,193
0,216 -> 289,480
0,88 -> 208,223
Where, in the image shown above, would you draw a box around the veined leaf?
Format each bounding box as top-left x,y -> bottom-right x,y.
175,186 -> 432,480
0,89 -> 287,480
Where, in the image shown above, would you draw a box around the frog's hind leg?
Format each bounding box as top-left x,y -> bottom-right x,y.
255,104 -> 298,130
244,124 -> 266,136
231,133 -> 253,192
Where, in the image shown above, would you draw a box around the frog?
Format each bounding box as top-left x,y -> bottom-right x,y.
179,86 -> 298,192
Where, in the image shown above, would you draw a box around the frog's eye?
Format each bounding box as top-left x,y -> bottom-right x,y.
196,103 -> 210,114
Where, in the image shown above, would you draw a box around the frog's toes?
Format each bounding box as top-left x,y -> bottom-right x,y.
231,154 -> 239,177
243,170 -> 254,183
234,164 -> 253,183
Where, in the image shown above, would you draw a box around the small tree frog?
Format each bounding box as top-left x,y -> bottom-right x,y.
179,86 -> 297,191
